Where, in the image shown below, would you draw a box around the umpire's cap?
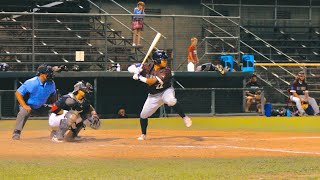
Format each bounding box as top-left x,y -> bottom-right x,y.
36,64 -> 54,80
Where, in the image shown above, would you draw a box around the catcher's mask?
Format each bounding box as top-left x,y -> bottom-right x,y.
152,50 -> 168,65
36,64 -> 54,81
73,81 -> 93,94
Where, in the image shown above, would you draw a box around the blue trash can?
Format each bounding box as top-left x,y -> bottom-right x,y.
242,54 -> 255,72
264,103 -> 272,117
220,55 -> 234,72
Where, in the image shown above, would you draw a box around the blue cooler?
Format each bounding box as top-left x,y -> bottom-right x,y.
264,103 -> 272,117
220,55 -> 234,72
242,54 -> 255,72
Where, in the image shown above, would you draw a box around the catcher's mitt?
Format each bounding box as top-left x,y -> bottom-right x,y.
85,115 -> 101,129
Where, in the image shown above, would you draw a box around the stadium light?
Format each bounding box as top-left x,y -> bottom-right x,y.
76,34 -> 82,38
41,41 -> 47,46
51,49 -> 58,54
290,37 -> 295,41
62,58 -> 69,62
313,52 -> 318,55
301,44 -> 306,48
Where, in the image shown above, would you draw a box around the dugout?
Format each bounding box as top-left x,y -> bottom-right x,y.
0,71 -> 252,119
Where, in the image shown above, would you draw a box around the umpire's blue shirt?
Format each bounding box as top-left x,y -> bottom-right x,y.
17,76 -> 56,109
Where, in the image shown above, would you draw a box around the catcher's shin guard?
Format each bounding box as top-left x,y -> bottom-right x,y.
72,121 -> 84,138
56,118 -> 68,140
64,121 -> 84,141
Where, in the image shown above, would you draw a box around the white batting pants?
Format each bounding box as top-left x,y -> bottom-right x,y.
140,87 -> 177,119
48,110 -> 68,128
290,95 -> 319,115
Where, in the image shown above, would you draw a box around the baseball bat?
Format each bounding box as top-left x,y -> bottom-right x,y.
141,32 -> 162,65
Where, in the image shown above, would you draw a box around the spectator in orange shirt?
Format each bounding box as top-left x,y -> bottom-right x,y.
187,37 -> 198,71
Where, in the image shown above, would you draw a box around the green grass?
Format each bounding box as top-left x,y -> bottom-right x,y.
0,157 -> 320,179
1,116 -> 320,179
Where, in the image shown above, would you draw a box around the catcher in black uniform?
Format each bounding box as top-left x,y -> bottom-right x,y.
48,81 -> 100,142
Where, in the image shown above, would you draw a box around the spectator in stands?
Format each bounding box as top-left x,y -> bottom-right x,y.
290,71 -> 319,116
245,74 -> 265,112
132,1 -> 145,46
12,64 -> 56,140
187,37 -> 199,71
116,106 -> 128,118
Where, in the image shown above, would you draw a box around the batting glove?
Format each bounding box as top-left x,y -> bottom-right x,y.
133,73 -> 139,80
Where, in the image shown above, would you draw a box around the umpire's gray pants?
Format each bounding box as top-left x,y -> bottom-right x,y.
290,95 -> 319,115
14,106 -> 49,131
140,87 -> 177,119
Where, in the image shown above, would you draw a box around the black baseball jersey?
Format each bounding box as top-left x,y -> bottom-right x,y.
140,63 -> 172,94
51,93 -> 92,119
290,80 -> 308,95
246,81 -> 260,95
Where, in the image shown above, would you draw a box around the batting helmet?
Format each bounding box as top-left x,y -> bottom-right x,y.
0,63 -> 9,71
73,81 -> 93,94
36,64 -> 54,80
152,50 -> 168,65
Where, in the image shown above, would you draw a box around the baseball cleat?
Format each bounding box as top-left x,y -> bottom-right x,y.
183,116 -> 192,127
12,134 -> 20,140
137,134 -> 146,140
51,135 -> 64,143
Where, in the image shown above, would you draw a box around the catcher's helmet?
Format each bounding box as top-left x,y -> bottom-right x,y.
152,50 -> 168,65
0,63 -> 9,71
36,64 -> 54,80
73,81 -> 93,94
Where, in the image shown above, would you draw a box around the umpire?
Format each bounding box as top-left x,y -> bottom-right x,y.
12,64 -> 56,140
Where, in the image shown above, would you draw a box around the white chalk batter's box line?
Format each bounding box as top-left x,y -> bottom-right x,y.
98,144 -> 320,155
156,136 -> 320,141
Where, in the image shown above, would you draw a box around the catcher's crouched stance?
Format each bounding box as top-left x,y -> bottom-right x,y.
128,50 -> 192,140
48,81 -> 100,142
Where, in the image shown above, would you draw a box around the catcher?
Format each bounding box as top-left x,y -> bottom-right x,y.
48,81 -> 100,142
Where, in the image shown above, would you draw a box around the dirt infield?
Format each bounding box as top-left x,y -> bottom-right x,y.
1,129 -> 320,159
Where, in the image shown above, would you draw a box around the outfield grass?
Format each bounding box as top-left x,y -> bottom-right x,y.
1,116 -> 320,179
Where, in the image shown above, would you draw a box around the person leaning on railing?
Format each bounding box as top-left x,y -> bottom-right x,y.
132,1 -> 145,46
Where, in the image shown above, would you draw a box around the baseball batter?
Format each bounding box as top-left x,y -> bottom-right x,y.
49,81 -> 100,142
128,50 -> 192,140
